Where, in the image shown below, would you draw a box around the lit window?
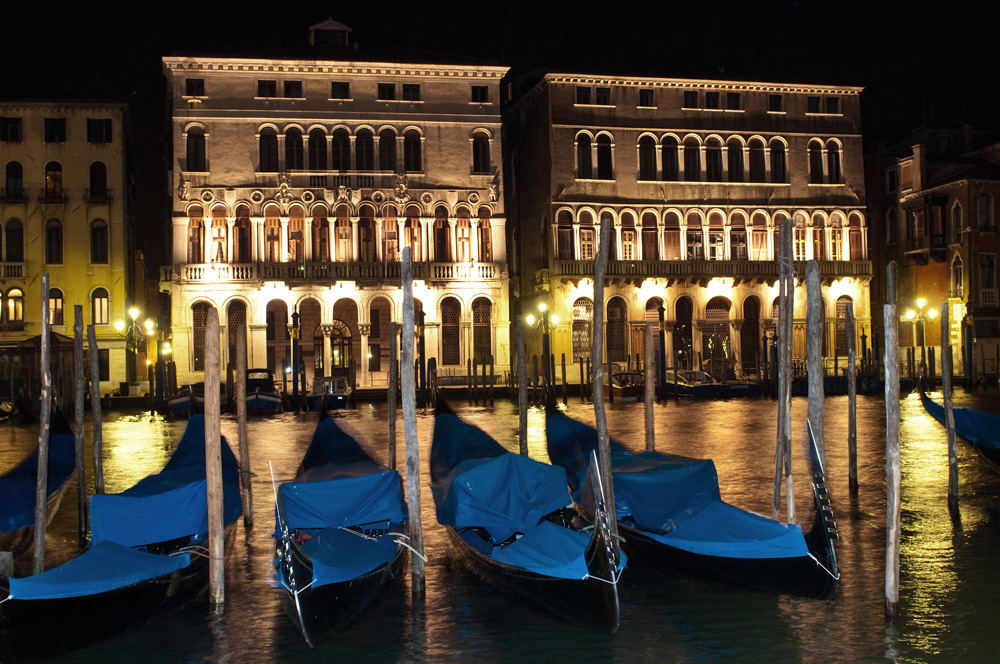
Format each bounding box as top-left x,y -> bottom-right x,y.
831,228 -> 844,260
49,288 -> 64,325
6,289 -> 23,323
91,288 -> 109,325
580,228 -> 595,260
621,230 -> 635,260
793,227 -> 807,261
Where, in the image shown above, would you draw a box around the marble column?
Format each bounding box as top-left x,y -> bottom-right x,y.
359,323 -> 370,386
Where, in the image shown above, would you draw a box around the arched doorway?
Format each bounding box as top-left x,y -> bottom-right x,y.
835,295 -> 853,357
674,297 -> 693,369
703,296 -> 732,379
572,297 -> 593,362
192,302 -> 211,372
227,300 -> 247,369
440,297 -> 461,366
472,297 -> 492,363
265,299 -> 288,375
637,297 -> 662,362
741,297 -> 761,377
298,298 -> 321,387
332,298 -> 360,384
606,297 -> 628,364
368,296 -> 393,378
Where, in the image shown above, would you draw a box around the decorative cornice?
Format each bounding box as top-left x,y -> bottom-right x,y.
546,73 -> 863,95
163,57 -> 507,78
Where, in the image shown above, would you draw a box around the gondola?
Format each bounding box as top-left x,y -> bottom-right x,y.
545,409 -> 839,599
244,368 -> 282,414
430,398 -> 624,631
921,392 -> 1000,465
0,408 -> 76,555
272,404 -> 409,646
0,415 -> 243,661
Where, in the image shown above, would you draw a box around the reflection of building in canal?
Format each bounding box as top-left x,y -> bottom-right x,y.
503,71 -> 872,378
160,20 -> 509,389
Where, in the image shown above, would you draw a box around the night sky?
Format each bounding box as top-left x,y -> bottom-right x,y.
4,0 -> 997,268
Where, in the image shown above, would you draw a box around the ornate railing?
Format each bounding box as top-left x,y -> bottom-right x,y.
553,259 -> 872,280
176,260 -> 505,283
1,263 -> 26,278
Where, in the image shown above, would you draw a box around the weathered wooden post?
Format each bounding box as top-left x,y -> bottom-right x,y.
532,355 -> 539,404
33,274 -> 52,574
87,324 -> 104,494
517,317 -> 528,456
472,356 -> 479,406
73,305 -> 87,539
846,302 -> 858,495
388,322 -> 399,470
592,218 -> 617,535
773,221 -> 795,522
489,355 -> 495,406
607,360 -> 614,404
578,356 -> 585,403
481,358 -> 488,406
806,261 -> 825,462
560,353 -> 568,405
467,358 -> 473,405
204,307 -> 225,605
401,247 -> 425,597
884,263 -> 901,619
235,321 -> 251,528
942,304 -> 958,511
644,322 -> 655,452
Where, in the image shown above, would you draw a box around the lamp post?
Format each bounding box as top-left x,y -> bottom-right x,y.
114,306 -> 156,389
906,297 -> 938,380
525,302 -> 559,398
290,307 -> 300,403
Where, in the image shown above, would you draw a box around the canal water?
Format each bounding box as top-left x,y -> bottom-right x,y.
3,388 -> 1000,663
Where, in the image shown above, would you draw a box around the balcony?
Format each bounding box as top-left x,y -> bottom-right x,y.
38,190 -> 69,206
904,234 -> 946,264
256,171 -> 400,191
982,288 -> 998,306
175,261 -> 506,284
0,188 -> 28,205
552,259 -> 873,284
0,321 -> 27,333
182,263 -> 257,281
84,188 -> 114,205
0,263 -> 26,279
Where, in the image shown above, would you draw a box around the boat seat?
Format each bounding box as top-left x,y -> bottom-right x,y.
301,526 -> 398,587
489,521 -> 591,580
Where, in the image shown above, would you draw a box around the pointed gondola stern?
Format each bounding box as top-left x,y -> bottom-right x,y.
270,462 -> 314,647
582,451 -> 623,632
804,419 -> 840,597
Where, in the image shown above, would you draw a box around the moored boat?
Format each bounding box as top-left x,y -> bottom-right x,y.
546,409 -> 839,599
0,415 -> 243,661
272,408 -> 409,646
661,369 -> 758,398
244,368 -> 282,414
305,376 -> 352,411
603,371 -> 645,402
921,392 -> 1000,466
430,398 -> 624,631
167,384 -> 196,417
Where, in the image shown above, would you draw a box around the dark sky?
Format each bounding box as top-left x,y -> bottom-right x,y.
4,0 -> 997,267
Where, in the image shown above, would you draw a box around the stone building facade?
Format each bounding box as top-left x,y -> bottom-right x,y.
503,72 -> 871,377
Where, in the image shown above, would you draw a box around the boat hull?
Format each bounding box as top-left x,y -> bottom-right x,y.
661,382 -> 759,398
443,526 -> 620,632
246,392 -> 282,414
167,395 -> 193,417
0,470 -> 75,557
305,393 -> 349,411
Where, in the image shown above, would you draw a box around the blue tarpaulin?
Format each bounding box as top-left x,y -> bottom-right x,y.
275,470 -> 407,537
611,453 -> 720,534
7,540 -> 191,600
295,418 -> 385,482
489,520 -> 591,579
90,415 -> 242,547
298,527 -> 399,586
0,421 -> 76,534
923,394 -> 1000,452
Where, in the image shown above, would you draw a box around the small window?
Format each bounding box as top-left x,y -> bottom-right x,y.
886,169 -> 897,194
595,87 -> 611,105
576,87 -> 591,104
257,80 -> 277,97
704,91 -> 720,109
49,288 -> 64,326
683,90 -> 698,108
1,117 -> 23,142
44,118 -> 66,143
402,84 -> 421,101
938,135 -> 950,152
5,289 -> 23,323
726,92 -> 741,110
807,96 -> 821,113
87,119 -> 112,144
471,85 -> 489,103
185,78 -> 205,96
638,89 -> 655,107
330,81 -> 350,99
825,96 -> 841,114
283,80 -> 303,98
98,349 -> 110,382
768,94 -> 784,112
378,83 -> 396,101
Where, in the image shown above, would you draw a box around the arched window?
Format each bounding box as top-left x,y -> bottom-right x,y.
951,255 -> 964,298
91,287 -> 109,325
44,161 -> 63,199
264,208 -> 280,261
731,212 -> 747,259
979,255 -> 996,292
234,205 -> 251,262
5,288 -> 23,323
674,297 -> 694,369
4,161 -> 23,197
312,210 -> 329,261
90,220 -> 109,264
355,129 -> 374,171
727,139 -> 744,182
620,212 -> 636,260
572,297 -> 593,362
769,141 -> 787,183
835,296 -> 853,356
45,219 -> 63,264
606,297 -> 628,363
434,206 -> 450,261
576,133 -> 592,179
472,297 -> 492,363
661,136 -> 679,180
191,301 -> 209,371
950,202 -> 963,244
405,206 -> 422,260
686,212 -> 703,259
826,140 -> 842,184
479,208 -> 492,261
403,130 -> 421,172
440,297 -> 461,365
641,212 -> 659,260
227,300 -> 247,368
379,129 -> 396,171
887,208 -> 898,244
331,129 -> 350,171
808,140 -> 824,184
89,162 -> 108,201
288,208 -> 304,262
978,193 -> 995,231
186,127 -> 206,172
5,219 -> 23,262
259,128 -> 278,171
335,205 -> 351,261
456,209 -> 471,262
596,134 -> 613,180
638,136 -> 656,181
358,205 -> 376,261
683,138 -> 700,181
285,128 -> 303,170
705,138 -> 723,182
812,216 -> 825,261
308,129 -> 327,170
748,139 -> 765,182
188,206 -> 204,263
472,133 -> 491,174
382,205 -> 398,261
49,288 -> 64,325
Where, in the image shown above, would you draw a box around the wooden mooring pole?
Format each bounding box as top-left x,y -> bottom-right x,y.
773,221 -> 795,522
846,302 -> 858,495
560,353 -> 567,406
644,322 -> 655,452
942,304 -> 958,511
235,321 -> 252,528
806,260 -> 825,462
73,305 -> 87,540
592,219 -> 617,536
87,324 -> 104,494
204,307 -> 225,605
33,273 -> 52,574
401,247 -> 425,597
517,318 -> 528,455
388,322 -> 399,470
884,264 -> 901,619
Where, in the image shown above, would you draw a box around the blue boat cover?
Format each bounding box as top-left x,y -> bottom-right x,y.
489,520 -> 591,579
922,395 -> 1000,451
275,471 -> 407,536
90,415 -> 243,547
547,411 -> 808,560
0,421 -> 76,534
7,540 -> 191,600
296,417 -> 385,482
297,527 -> 399,587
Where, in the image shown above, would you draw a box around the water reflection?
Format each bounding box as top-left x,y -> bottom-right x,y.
1,388 -> 998,662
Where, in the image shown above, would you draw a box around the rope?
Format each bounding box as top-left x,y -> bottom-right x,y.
392,538 -> 428,562
777,253 -> 798,279
0,595 -> 11,605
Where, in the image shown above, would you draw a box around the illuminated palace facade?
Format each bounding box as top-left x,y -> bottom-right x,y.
0,101 -> 131,393
503,72 -> 871,376
161,36 -> 509,388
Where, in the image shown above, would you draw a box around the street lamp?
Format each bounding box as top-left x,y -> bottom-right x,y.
906,298 -> 938,378
525,302 -> 559,394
